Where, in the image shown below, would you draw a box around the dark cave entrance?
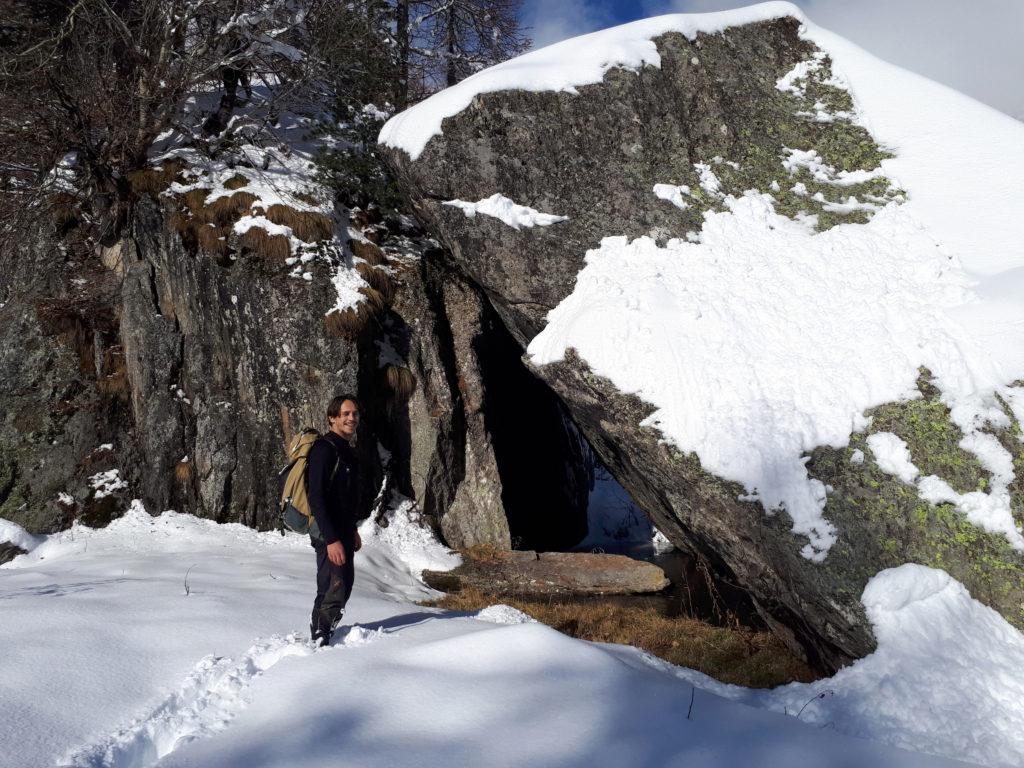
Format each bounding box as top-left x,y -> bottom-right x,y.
472,295 -> 764,630
474,298 -> 592,552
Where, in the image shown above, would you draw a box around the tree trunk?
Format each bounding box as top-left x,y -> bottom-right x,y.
396,0 -> 409,109
445,6 -> 457,87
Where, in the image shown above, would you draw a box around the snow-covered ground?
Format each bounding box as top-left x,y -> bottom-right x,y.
3,503 -> 1023,768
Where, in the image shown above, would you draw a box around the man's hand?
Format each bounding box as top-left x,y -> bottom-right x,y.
327,540 -> 346,566
354,531 -> 362,552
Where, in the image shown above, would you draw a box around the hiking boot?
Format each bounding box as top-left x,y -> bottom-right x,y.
311,623 -> 331,648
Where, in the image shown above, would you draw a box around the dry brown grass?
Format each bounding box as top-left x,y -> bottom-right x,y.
128,159 -> 186,196
204,192 -> 258,227
384,365 -> 417,400
195,224 -> 230,256
180,188 -> 211,213
349,206 -> 382,229
171,190 -> 259,257
355,262 -> 395,304
96,346 -> 129,400
324,293 -> 384,339
238,228 -> 291,263
265,204 -> 334,243
223,174 -> 249,190
174,460 -> 194,485
423,586 -> 818,689
350,239 -> 387,266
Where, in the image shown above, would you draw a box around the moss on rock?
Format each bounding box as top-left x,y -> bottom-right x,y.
809,373 -> 1024,628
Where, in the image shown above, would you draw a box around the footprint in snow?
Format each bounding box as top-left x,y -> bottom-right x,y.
61,625 -> 390,768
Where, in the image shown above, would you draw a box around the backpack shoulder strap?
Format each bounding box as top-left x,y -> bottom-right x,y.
314,435 -> 343,486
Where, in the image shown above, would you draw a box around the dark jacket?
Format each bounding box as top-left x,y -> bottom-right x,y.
307,431 -> 359,545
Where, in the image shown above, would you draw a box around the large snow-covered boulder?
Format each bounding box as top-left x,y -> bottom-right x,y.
381,3 -> 1024,669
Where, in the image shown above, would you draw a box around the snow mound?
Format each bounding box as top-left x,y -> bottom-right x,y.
775,564 -> 1024,767
472,604 -> 536,625
358,493 -> 461,580
645,564 -> 1024,768
0,518 -> 43,557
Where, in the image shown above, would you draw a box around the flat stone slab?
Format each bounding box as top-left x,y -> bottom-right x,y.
423,550 -> 670,596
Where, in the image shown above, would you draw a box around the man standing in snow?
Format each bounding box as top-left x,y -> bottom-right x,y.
307,394 -> 363,646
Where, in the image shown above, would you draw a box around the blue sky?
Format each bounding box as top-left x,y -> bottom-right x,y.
519,1 -> 1024,119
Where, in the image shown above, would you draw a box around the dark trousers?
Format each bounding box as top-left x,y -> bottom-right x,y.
311,535 -> 355,642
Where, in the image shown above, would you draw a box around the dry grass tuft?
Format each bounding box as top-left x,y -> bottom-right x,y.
349,239 -> 387,266
128,159 -> 186,196
50,192 -> 80,232
359,285 -> 387,313
265,204 -> 334,243
384,365 -> 417,400
424,587 -> 818,689
324,296 -> 383,340
96,346 -> 128,400
204,192 -> 258,227
223,174 -> 249,190
355,262 -> 395,304
181,188 -> 211,214
238,227 -> 291,263
195,224 -> 230,256
174,460 -> 194,485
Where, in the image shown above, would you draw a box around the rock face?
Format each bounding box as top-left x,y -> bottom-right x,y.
385,250 -> 591,550
0,192 -> 590,553
383,15 -> 1024,671
422,549 -> 670,596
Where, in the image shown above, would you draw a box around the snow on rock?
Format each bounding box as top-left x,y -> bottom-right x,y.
0,518 -> 43,555
384,2 -> 1024,564
442,194 -> 568,230
653,184 -> 692,210
379,2 -> 804,160
865,432 -> 919,483
88,468 -> 128,499
864,430 -> 1024,548
527,190 -> 993,560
